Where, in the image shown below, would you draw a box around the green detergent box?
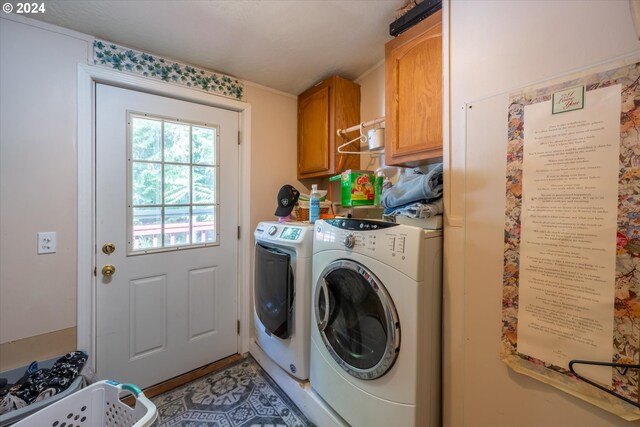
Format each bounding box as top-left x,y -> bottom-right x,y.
330,170 -> 375,207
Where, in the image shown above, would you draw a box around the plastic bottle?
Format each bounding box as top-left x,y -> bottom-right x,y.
374,169 -> 384,207
309,184 -> 320,224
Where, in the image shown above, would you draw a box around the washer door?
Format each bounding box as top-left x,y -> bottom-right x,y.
315,259 -> 400,380
254,243 -> 294,339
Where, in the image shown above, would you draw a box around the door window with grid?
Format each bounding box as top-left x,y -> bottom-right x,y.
128,112 -> 219,254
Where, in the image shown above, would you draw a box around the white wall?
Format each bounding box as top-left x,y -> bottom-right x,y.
356,61 -> 385,171
0,17 -> 89,346
448,1 -> 640,426
245,83 -> 303,229
0,15 -> 301,369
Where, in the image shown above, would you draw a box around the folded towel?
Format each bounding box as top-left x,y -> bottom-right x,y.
381,164 -> 443,209
384,197 -> 443,218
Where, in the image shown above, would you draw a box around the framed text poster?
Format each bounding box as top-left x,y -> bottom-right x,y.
502,60 -> 640,419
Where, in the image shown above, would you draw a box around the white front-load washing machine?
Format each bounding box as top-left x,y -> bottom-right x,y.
310,219 -> 443,426
254,221 -> 314,380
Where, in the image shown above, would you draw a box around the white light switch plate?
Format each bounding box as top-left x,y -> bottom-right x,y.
38,232 -> 56,254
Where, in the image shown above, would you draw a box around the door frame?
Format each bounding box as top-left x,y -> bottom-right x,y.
76,64 -> 252,370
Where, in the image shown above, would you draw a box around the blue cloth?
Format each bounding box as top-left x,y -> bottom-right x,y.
381,164 -> 443,209
383,197 -> 443,218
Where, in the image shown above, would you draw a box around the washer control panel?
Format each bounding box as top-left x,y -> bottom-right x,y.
325,218 -> 398,231
315,219 -> 415,257
314,219 -> 442,282
388,235 -> 406,254
257,224 -> 305,241
343,234 -> 356,249
322,219 -> 404,254
254,222 -> 314,258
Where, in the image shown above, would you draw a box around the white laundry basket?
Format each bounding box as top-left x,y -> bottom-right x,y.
12,380 -> 157,427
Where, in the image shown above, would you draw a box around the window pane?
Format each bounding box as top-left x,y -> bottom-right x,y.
132,207 -> 162,250
164,122 -> 190,163
192,127 -> 215,165
192,166 -> 216,204
193,205 -> 216,243
164,164 -> 190,205
128,114 -> 220,254
132,162 -> 161,205
131,117 -> 161,161
164,206 -> 190,246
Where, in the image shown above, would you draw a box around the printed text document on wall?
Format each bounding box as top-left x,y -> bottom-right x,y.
517,85 -> 621,385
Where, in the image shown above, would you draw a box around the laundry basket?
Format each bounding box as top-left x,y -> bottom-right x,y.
12,380 -> 156,427
295,200 -> 332,221
0,353 -> 86,427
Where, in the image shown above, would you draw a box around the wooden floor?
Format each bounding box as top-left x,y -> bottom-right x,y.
122,353 -> 243,404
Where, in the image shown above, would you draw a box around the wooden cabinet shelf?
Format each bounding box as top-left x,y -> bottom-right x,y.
385,9 -> 443,167
297,75 -> 360,179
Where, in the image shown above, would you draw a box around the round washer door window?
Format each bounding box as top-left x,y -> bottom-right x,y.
315,259 -> 400,380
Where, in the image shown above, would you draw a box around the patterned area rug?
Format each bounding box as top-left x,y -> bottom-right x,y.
151,356 -> 314,427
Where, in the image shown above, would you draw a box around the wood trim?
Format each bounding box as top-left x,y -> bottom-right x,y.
237,107 -> 253,355
122,353 -> 243,404
441,0 -> 457,228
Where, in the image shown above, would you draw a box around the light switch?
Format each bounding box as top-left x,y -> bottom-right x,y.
37,232 -> 56,254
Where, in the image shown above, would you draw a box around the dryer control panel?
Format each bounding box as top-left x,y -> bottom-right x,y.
255,221 -> 314,257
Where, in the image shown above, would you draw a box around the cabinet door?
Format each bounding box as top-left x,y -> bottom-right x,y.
385,11 -> 443,166
298,86 -> 330,176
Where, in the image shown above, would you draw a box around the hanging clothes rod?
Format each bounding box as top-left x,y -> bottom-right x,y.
336,117 -> 385,137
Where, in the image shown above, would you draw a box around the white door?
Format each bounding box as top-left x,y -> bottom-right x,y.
95,83 -> 239,389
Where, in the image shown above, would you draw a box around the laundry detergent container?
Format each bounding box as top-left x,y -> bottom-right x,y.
330,170 -> 375,207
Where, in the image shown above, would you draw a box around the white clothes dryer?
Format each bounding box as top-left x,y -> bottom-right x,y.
310,219 -> 442,427
254,221 -> 314,380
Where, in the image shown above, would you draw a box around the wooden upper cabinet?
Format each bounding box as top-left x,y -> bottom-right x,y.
298,76 -> 360,179
385,10 -> 443,167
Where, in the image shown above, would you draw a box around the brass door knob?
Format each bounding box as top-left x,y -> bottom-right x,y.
102,265 -> 116,276
102,242 -> 116,254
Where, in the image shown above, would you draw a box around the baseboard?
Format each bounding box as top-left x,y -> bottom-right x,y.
135,353 -> 243,401
0,327 -> 77,371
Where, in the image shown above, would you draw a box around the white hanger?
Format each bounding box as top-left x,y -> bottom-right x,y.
337,122 -> 367,154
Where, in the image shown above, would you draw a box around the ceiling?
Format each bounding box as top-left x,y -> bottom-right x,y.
18,0 -> 405,95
